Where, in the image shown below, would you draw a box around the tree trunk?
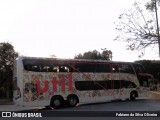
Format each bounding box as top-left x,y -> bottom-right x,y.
155,0 -> 160,58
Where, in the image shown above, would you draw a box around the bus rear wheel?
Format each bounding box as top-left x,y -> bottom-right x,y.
67,95 -> 79,107
130,92 -> 137,101
50,96 -> 64,109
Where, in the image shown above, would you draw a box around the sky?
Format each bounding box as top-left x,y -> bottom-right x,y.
0,0 -> 159,62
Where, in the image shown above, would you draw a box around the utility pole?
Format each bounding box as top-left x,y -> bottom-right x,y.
155,0 -> 160,58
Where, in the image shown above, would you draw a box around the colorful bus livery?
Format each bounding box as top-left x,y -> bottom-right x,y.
26,73 -> 74,94
13,57 -> 152,109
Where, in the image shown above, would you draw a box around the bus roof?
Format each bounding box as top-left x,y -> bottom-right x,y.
17,56 -> 140,65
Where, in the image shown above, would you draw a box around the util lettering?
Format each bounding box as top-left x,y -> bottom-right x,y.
36,73 -> 73,93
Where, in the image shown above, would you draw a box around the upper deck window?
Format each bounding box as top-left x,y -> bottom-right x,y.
23,59 -> 71,72
111,63 -> 135,74
119,64 -> 135,74
75,63 -> 111,72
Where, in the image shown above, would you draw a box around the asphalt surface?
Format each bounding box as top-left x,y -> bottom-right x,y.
41,99 -> 160,111
1,92 -> 160,119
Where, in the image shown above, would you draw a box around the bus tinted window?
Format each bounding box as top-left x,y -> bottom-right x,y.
132,64 -> 146,73
75,63 -> 110,72
112,64 -> 119,72
23,59 -> 71,72
96,64 -> 110,72
75,63 -> 96,72
119,64 -> 135,74
75,80 -> 136,91
111,63 -> 135,74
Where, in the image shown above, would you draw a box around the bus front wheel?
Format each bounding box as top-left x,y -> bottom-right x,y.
67,95 -> 79,107
50,96 -> 64,109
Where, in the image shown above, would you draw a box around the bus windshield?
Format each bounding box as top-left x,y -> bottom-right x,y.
132,64 -> 146,73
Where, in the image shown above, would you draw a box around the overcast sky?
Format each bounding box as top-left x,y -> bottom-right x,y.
0,0 -> 159,61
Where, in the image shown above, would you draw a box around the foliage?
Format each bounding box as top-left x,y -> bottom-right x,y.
135,60 -> 160,81
146,0 -> 160,12
115,1 -> 159,57
0,42 -> 18,98
74,49 -> 112,61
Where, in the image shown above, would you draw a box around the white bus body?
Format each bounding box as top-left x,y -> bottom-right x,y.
13,57 -> 152,108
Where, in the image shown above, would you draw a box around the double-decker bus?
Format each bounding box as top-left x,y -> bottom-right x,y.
13,56 -> 153,109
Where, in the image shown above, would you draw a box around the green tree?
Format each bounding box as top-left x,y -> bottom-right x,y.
0,42 -> 18,98
115,1 -> 159,57
74,49 -> 112,61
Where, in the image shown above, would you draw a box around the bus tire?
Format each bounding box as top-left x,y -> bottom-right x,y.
130,91 -> 137,101
50,96 -> 64,109
67,95 -> 79,107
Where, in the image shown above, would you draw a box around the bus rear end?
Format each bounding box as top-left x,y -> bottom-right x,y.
13,57 -> 24,106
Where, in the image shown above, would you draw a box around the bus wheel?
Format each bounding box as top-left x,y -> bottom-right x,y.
50,96 -> 64,109
67,95 -> 79,107
130,92 -> 136,101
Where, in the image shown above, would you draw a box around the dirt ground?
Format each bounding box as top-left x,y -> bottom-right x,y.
149,91 -> 160,99
0,98 -> 13,105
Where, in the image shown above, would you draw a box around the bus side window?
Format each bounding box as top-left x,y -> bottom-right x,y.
85,64 -> 97,72
119,64 -> 134,74
75,64 -> 84,72
59,66 -> 69,72
48,67 -> 53,72
69,67 -> 74,72
41,66 -> 47,72
53,69 -> 58,72
112,64 -> 119,72
52,66 -> 58,72
59,66 -> 64,72
32,66 -> 40,72
96,64 -> 110,72
133,64 -> 146,74
24,65 -> 32,71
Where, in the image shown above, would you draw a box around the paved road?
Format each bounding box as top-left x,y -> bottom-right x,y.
42,99 -> 160,111
39,99 -> 160,117
39,91 -> 160,112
